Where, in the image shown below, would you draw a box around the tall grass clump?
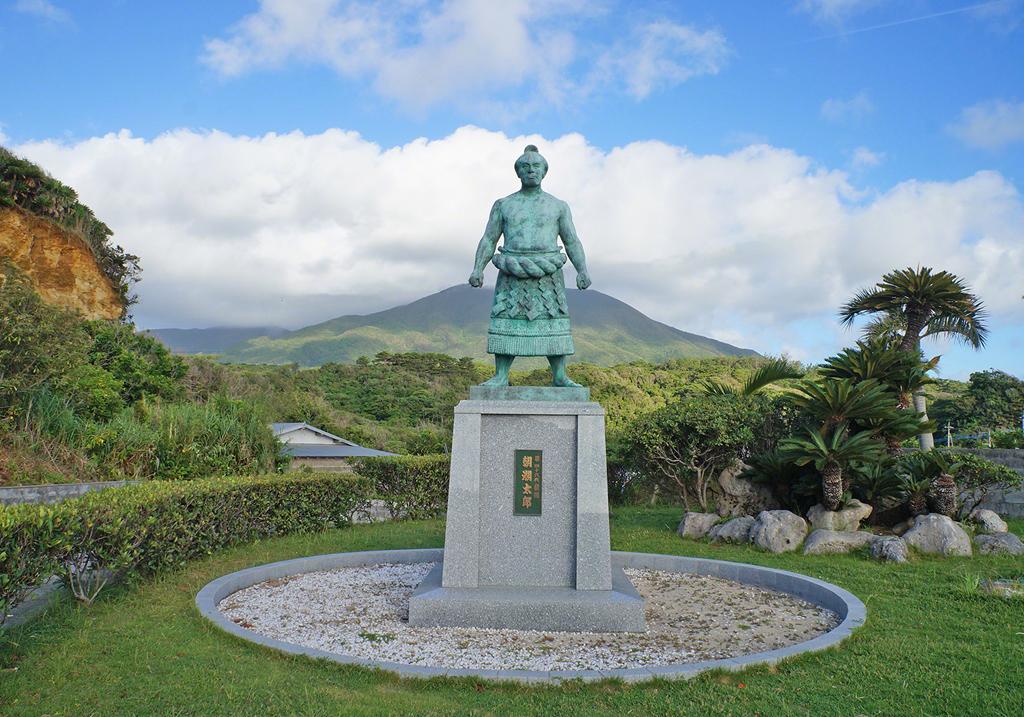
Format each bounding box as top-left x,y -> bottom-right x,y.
87,396 -> 281,480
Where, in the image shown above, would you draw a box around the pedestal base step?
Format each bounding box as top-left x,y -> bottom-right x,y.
408,563 -> 647,633
468,385 -> 590,401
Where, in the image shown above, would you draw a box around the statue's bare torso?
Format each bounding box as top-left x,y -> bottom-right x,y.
495,190 -> 566,253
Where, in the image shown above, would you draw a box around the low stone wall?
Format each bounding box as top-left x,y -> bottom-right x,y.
0,480 -> 138,506
954,448 -> 1024,473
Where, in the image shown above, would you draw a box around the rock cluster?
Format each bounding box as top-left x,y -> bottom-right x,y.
676,501 -> 1020,563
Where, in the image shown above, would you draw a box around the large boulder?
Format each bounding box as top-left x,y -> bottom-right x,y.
750,510 -> 808,553
902,514 -> 972,557
708,516 -> 756,544
803,529 -> 878,555
715,461 -> 780,518
871,536 -> 909,563
973,533 -> 1024,556
677,512 -> 720,540
806,500 -> 873,532
968,509 -> 1008,535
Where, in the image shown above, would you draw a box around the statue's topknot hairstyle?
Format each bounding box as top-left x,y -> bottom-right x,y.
514,144 -> 548,175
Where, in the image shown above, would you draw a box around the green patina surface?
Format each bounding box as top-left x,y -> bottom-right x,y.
468,385 -> 590,402
469,145 -> 591,389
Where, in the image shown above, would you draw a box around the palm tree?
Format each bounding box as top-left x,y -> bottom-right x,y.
839,267 -> 988,449
701,357 -> 803,396
781,424 -> 884,510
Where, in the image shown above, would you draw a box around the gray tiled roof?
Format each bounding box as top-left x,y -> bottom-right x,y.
282,444 -> 397,458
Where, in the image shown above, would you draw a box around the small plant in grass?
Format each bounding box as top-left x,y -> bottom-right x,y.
358,631 -> 396,644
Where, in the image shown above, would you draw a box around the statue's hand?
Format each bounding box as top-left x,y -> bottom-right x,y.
469,272 -> 483,288
576,271 -> 592,290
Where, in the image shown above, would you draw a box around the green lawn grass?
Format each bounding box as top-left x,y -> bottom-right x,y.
2,510 -> 1022,717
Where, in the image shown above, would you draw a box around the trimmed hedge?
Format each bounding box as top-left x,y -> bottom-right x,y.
0,472 -> 371,621
351,454 -> 450,520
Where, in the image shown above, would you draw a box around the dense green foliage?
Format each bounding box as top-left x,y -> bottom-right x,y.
992,429 -> 1024,448
1,267 -> 278,485
1,510 -> 1022,716
351,454 -> 450,520
932,370 -> 1024,432
0,147 -> 139,305
623,394 -> 792,509
0,472 -> 372,619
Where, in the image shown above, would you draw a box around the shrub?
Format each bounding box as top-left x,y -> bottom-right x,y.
952,451 -> 1024,515
992,430 -> 1024,449
0,472 -> 372,620
55,364 -> 124,421
0,504 -> 72,620
351,454 -> 450,520
622,394 -> 787,510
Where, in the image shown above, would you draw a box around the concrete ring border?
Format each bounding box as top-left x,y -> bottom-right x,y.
195,548 -> 866,684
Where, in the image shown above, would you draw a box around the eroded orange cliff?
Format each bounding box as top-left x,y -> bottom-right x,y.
0,206 -> 123,320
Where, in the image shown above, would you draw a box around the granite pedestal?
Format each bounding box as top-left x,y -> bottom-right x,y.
408,392 -> 646,632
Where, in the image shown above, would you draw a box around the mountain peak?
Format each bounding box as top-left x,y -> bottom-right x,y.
151,285 -> 757,366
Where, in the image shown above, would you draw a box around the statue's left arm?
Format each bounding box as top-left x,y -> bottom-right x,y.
559,202 -> 592,289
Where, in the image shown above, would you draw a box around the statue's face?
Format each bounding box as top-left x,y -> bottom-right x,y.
515,157 -> 547,187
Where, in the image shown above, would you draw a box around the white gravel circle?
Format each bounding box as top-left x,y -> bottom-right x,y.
217,562 -> 839,671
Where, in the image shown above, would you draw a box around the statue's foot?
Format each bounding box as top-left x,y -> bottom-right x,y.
551,376 -> 582,388
482,374 -> 510,387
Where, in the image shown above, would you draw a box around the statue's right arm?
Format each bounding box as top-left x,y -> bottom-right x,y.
469,201 -> 502,287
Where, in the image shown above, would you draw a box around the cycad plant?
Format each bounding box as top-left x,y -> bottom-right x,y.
788,378 -> 897,434
899,471 -> 933,517
925,452 -> 962,517
898,451 -> 962,517
851,459 -> 903,508
839,267 -> 988,449
820,339 -> 937,409
781,424 -> 884,510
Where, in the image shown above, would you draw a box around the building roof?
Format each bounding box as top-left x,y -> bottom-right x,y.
282,444 -> 397,458
270,422 -> 357,446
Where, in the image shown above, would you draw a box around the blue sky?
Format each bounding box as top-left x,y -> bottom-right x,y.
3,0 -> 1023,378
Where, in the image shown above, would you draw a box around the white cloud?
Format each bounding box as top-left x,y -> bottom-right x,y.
13,0 -> 71,24
201,1 -> 724,110
597,21 -> 729,100
821,91 -> 874,122
14,127 -> 1024,363
948,99 -> 1024,150
850,146 -> 884,169
797,0 -> 879,25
